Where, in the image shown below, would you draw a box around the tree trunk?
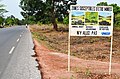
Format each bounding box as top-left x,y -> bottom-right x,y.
51,0 -> 58,31
53,22 -> 58,31
52,15 -> 58,31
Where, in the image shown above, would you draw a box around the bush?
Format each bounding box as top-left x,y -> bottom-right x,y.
37,21 -> 43,26
115,13 -> 120,27
63,16 -> 69,24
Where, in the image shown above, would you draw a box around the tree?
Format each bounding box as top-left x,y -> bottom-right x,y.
5,16 -> 15,26
0,3 -> 7,26
109,4 -> 120,15
19,0 -> 45,24
97,2 -> 108,6
115,13 -> 120,26
20,0 -> 77,31
0,4 -> 7,16
14,18 -> 20,25
63,16 -> 69,24
0,16 -> 4,25
109,4 -> 120,25
45,0 -> 77,31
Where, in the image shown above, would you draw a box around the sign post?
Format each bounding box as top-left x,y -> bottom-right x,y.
68,5 -> 113,74
109,36 -> 113,75
68,34 -> 70,72
68,12 -> 71,71
109,13 -> 114,75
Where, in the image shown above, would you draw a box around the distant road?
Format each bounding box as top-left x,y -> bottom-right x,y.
0,26 -> 41,79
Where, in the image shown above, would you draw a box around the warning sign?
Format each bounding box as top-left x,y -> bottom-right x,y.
69,5 -> 113,36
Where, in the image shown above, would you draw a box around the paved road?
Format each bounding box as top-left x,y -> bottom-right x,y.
0,26 -> 41,79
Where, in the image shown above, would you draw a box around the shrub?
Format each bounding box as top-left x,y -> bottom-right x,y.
63,16 -> 69,24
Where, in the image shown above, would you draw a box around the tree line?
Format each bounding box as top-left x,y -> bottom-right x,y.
0,1 -> 120,29
0,3 -> 25,27
0,15 -> 26,27
19,1 -> 120,30
20,0 -> 77,31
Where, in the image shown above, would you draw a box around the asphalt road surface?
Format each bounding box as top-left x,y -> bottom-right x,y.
0,26 -> 41,79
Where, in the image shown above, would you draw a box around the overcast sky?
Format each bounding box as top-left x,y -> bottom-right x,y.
77,0 -> 120,6
1,0 -> 23,20
0,0 -> 120,20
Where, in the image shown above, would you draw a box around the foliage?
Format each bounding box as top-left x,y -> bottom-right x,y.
109,4 -> 120,15
0,3 -> 7,26
5,17 -> 14,25
0,16 -> 4,25
5,15 -> 22,26
0,4 -> 8,16
19,0 -> 45,23
63,16 -> 69,24
115,13 -> 120,26
20,0 -> 77,30
97,2 -> 120,27
19,1 -> 120,28
37,21 -> 43,26
97,2 -> 108,6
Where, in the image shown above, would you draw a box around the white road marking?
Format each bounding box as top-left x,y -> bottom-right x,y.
20,35 -> 21,37
17,38 -> 20,42
9,47 -> 15,54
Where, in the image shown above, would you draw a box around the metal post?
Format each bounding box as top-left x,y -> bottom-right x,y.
109,11 -> 114,75
68,35 -> 70,72
109,36 -> 113,75
68,8 -> 71,72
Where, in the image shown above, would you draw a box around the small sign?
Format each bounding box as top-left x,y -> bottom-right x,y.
69,5 -> 113,36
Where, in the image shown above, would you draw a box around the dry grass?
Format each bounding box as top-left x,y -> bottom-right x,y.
30,24 -> 120,63
31,24 -> 120,78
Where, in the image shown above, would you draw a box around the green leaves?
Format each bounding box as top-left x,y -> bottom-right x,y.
0,16 -> 4,25
0,3 -> 7,26
97,2 -> 108,6
0,4 -> 8,16
20,0 -> 77,24
20,0 -> 45,23
115,13 -> 120,26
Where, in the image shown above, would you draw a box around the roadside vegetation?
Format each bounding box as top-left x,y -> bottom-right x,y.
31,24 -> 120,78
0,2 -> 26,27
28,1 -> 120,78
1,0 -> 120,78
29,2 -> 120,62
31,24 -> 120,63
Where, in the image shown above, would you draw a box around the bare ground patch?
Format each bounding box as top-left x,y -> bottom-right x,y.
33,39 -> 120,79
30,24 -> 120,78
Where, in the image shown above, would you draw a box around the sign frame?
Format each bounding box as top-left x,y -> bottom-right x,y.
68,5 -> 113,75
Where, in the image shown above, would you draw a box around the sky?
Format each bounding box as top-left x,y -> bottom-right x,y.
77,0 -> 120,6
99,12 -> 111,17
1,0 -> 23,20
72,12 -> 84,16
0,0 -> 120,20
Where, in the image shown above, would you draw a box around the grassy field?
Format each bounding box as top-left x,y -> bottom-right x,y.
30,24 -> 120,63
30,24 -> 120,78
99,17 -> 111,25
85,12 -> 98,26
72,16 -> 84,22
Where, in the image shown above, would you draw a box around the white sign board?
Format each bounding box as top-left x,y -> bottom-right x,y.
69,5 -> 113,36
